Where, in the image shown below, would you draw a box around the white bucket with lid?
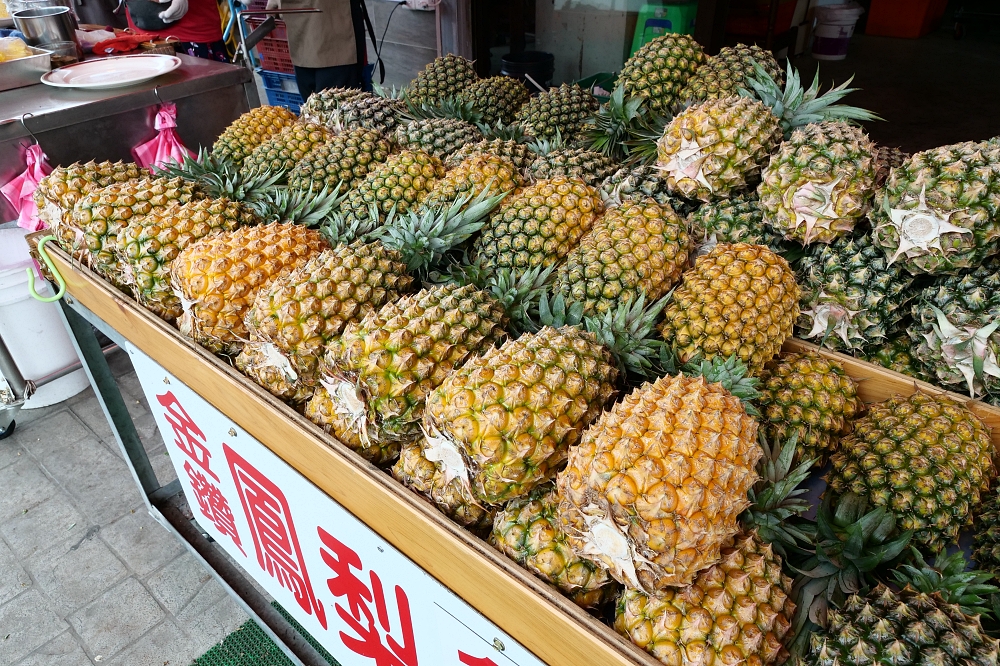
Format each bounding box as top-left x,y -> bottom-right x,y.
812,3 -> 865,61
0,226 -> 89,408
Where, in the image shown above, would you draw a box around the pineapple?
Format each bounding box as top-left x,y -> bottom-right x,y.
552,197 -> 690,316
558,371 -> 762,591
240,121 -> 332,181
615,532 -> 794,666
515,84 -> 599,140
116,198 -> 258,321
304,283 -> 508,465
689,193 -> 789,255
236,242 -> 413,403
392,440 -> 495,532
828,391 -> 995,552
680,43 -> 783,103
299,87 -> 369,126
406,54 -> 478,106
473,176 -> 604,273
170,223 -> 329,354
70,176 -> 201,279
620,33 -> 706,114
490,485 -> 619,608
445,137 -> 535,172
660,243 -> 800,375
34,161 -> 146,233
873,144 -> 908,188
907,259 -> 1000,398
286,128 -> 393,194
339,150 -> 446,227
600,165 -> 700,216
421,153 -> 523,212
972,484 -> 1000,574
393,117 -> 483,159
419,326 -> 617,506
758,121 -> 876,245
211,105 -> 298,166
528,146 -> 617,187
872,140 -> 1000,274
338,94 -> 406,136
796,232 -> 914,352
458,76 -> 530,126
801,585 -> 1000,666
757,351 -> 861,465
865,332 -> 928,381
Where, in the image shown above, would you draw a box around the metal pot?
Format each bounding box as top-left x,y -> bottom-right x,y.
12,7 -> 78,47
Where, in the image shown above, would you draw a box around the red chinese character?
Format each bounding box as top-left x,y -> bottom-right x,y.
157,391 -> 218,482
224,443 -> 327,629
185,461 -> 245,556
318,528 -> 418,666
458,653 -> 499,666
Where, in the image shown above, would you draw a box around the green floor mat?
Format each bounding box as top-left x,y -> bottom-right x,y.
191,602 -> 341,666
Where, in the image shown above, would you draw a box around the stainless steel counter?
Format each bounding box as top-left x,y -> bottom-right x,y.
0,55 -> 259,220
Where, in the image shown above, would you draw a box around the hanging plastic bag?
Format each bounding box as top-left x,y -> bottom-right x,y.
132,102 -> 193,169
1,144 -> 52,232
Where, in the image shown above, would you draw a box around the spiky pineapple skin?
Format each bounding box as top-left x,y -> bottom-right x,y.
620,33 -> 706,114
906,259 -> 1000,397
657,96 -> 782,202
552,198 -> 690,316
757,352 -> 860,465
796,232 -> 914,353
394,118 -> 483,159
240,121 -> 330,180
802,585 -> 1000,666
211,105 -> 298,166
864,332 -> 929,381
445,138 -> 536,173
529,147 -> 617,187
299,87 -> 369,126
491,485 -> 619,608
689,193 -> 788,254
828,392 -> 994,552
305,284 -> 508,465
515,84 -> 599,140
35,161 -> 146,232
421,153 -> 523,211
117,198 -> 257,321
615,532 -> 794,666
423,326 -> 617,505
872,140 -> 1000,274
338,94 -> 406,136
236,242 -> 413,403
473,176 -> 604,272
170,223 -> 328,355
558,373 -> 762,591
972,484 -> 1000,575
340,150 -> 446,226
406,54 -> 478,106
287,128 -> 392,194
660,243 -> 800,375
680,43 -> 784,103
458,76 -> 530,126
759,121 -> 877,245
600,165 -> 700,216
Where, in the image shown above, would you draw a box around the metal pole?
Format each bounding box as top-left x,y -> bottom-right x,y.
0,333 -> 28,399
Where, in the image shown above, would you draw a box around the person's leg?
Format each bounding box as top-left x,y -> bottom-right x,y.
294,66 -> 319,100
174,41 -> 230,62
313,63 -> 361,92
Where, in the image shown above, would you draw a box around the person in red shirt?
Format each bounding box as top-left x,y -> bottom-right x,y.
125,0 -> 229,61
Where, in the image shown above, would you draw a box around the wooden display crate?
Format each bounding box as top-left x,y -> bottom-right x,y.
32,238 -> 1000,666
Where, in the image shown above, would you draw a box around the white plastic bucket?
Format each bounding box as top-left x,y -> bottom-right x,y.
812,3 -> 865,61
0,227 -> 89,408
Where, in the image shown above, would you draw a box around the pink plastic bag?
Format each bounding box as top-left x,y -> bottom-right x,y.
132,102 -> 194,169
1,144 -> 52,232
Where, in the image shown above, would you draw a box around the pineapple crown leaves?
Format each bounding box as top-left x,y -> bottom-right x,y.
400,94 -> 484,124
366,188 -> 508,279
623,111 -> 671,166
155,148 -> 283,217
263,181 -> 347,227
738,60 -> 881,136
372,81 -> 406,100
659,352 -> 762,411
891,547 -> 1000,619
320,200 -> 383,247
477,121 -> 531,143
741,431 -> 818,557
527,128 -> 568,156
584,84 -> 646,162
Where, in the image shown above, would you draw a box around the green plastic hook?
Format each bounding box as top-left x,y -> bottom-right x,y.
27,235 -> 66,303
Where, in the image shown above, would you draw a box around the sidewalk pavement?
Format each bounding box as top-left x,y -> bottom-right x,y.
0,349 -> 250,666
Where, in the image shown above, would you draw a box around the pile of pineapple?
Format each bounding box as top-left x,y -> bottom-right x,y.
35,41 -> 1000,666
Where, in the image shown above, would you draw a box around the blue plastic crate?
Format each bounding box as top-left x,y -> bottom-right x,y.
258,69 -> 299,94
264,87 -> 304,114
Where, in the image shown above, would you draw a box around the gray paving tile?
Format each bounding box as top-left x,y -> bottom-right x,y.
0,494 -> 89,559
148,446 -> 178,488
177,591 -> 248,656
11,631 -> 90,666
0,458 -> 59,522
105,349 -> 134,378
36,436 -> 142,526
101,510 -> 184,577
104,620 -> 198,666
0,440 -> 25,472
116,373 -> 151,421
27,529 -> 128,616
0,538 -> 31,606
67,577 -> 164,660
12,409 -> 91,458
67,388 -> 115,446
146,552 -> 216,616
0,589 -> 68,666
8,403 -> 65,429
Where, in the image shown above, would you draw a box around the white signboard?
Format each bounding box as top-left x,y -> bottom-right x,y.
125,342 -> 545,666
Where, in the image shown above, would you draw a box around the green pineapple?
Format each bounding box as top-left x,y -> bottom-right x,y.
599,165 -> 699,216
689,194 -> 788,255
240,121 -> 332,181
406,54 -> 478,106
620,33 -> 706,114
445,137 -> 535,172
515,84 -> 599,140
393,117 -> 483,159
680,43 -> 783,103
457,76 -> 530,126
286,128 -> 392,194
299,87 -> 369,126
528,144 -> 617,187
339,150 -> 447,227
864,331 -> 929,381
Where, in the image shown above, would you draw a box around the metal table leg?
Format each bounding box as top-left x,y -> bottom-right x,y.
57,295 -> 332,666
